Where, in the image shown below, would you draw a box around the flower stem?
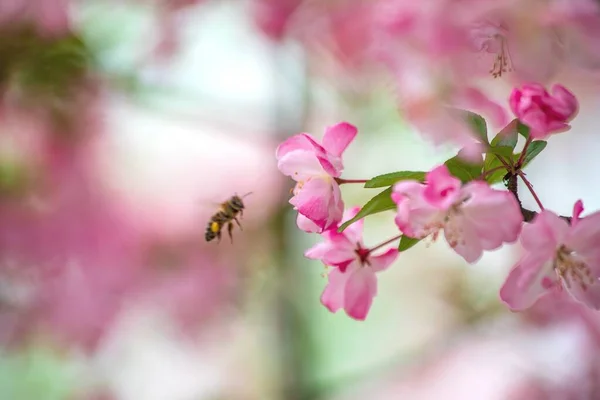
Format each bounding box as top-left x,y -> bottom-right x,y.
495,154 -> 514,171
517,171 -> 545,210
368,234 -> 402,253
516,136 -> 532,168
478,166 -> 507,180
335,178 -> 368,185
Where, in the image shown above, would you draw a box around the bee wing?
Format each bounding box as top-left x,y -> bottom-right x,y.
195,195 -> 228,209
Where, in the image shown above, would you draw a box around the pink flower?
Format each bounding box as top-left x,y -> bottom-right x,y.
509,83 -> 579,139
544,0 -> 600,72
296,213 -> 321,233
500,201 -> 600,311
392,165 -> 523,263
0,0 -> 71,37
304,207 -> 398,320
467,15 -> 559,83
251,0 -> 303,41
381,49 -> 507,151
276,122 -> 357,232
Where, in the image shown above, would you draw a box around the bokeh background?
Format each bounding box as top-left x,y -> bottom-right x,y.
1,1 -> 600,399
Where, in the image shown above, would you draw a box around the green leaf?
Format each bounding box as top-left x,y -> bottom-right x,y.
444,156 -> 482,184
486,145 -> 514,159
483,157 -> 509,184
364,171 -> 426,188
482,120 -> 519,184
517,121 -> 530,139
516,140 -> 547,168
485,140 -> 548,184
453,109 -> 488,144
490,119 -> 519,149
338,187 -> 395,232
398,235 -> 421,251
446,108 -> 488,143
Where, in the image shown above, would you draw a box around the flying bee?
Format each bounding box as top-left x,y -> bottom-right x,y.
205,192 -> 252,243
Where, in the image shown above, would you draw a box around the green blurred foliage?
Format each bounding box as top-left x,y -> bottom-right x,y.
0,346 -> 81,400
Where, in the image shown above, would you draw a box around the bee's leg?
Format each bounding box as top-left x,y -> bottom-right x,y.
216,230 -> 222,243
227,222 -> 234,244
233,217 -> 243,231
239,209 -> 244,219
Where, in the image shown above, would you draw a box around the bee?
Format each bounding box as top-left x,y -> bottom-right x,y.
205,192 -> 252,243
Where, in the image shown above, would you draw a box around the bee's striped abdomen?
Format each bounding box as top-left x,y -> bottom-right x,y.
204,212 -> 228,242
205,194 -> 247,244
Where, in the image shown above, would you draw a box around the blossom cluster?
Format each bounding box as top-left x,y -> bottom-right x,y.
276,82 -> 600,320
259,0 -> 600,156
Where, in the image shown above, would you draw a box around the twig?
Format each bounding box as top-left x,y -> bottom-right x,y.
368,234 -> 402,253
335,178 -> 368,185
517,171 -> 544,211
505,174 -> 571,224
516,136 -> 532,168
478,166 -> 506,180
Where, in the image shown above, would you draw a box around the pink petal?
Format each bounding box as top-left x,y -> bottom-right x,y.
370,248 -> 399,272
340,206 -> 364,244
508,89 -> 523,119
299,133 -> 329,157
343,267 -> 377,320
297,134 -> 344,176
572,199 -> 585,225
327,182 -> 345,230
277,132 -> 344,176
394,196 -> 440,239
321,122 -> 358,157
290,177 -> 334,229
296,213 -> 321,233
316,155 -> 341,177
499,253 -> 555,311
565,281 -> 600,310
521,210 -> 568,254
321,228 -> 352,244
277,150 -> 324,181
396,205 -> 440,238
275,134 -> 316,159
393,180 -> 439,238
304,242 -> 332,260
550,84 -> 579,121
447,185 -> 519,262
456,183 -> 523,260
305,235 -> 355,266
392,180 -> 424,202
508,30 -> 560,84
423,165 -> 462,209
567,210 -> 600,266
446,216 -> 483,263
320,266 -> 353,313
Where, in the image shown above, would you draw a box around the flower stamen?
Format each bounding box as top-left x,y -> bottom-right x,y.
490,36 -> 514,78
554,245 -> 594,290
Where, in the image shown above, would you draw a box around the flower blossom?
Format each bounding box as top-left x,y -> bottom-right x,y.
0,0 -> 71,37
392,165 -> 523,263
500,201 -> 600,311
276,122 -> 357,232
509,83 -> 579,139
305,207 -> 398,320
250,0 -> 303,41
